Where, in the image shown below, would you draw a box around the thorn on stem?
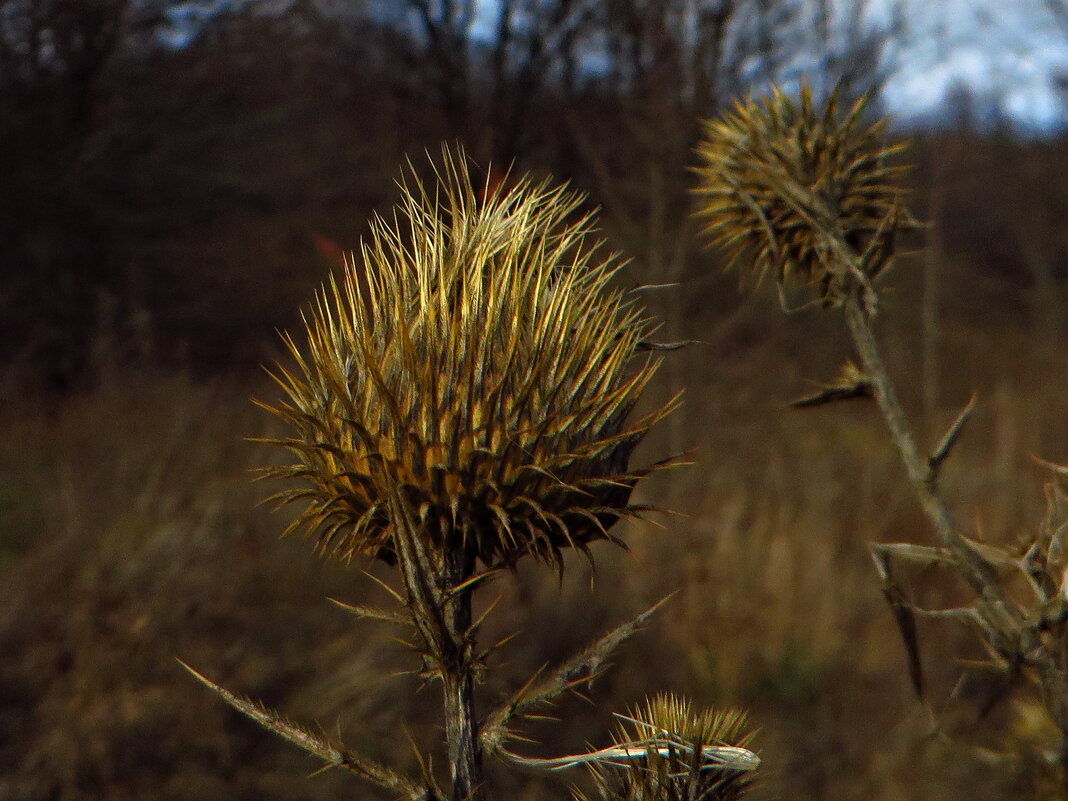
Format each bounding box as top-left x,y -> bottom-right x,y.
928,394 -> 977,483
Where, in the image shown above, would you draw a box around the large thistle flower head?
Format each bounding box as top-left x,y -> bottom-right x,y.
692,85 -> 918,303
258,146 -> 677,570
574,694 -> 758,801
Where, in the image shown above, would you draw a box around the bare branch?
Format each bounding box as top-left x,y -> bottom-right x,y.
1044,0 -> 1068,39
178,660 -> 436,801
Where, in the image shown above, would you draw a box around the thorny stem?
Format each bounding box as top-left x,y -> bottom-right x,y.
440,546 -> 484,801
847,289 -> 1068,796
389,492 -> 485,801
842,297 -> 1032,654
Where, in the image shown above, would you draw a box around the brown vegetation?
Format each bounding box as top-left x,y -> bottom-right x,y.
4,243 -> 1068,799
4,2 -> 1068,799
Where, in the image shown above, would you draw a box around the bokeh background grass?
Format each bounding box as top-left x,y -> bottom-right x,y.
4,4 -> 1068,799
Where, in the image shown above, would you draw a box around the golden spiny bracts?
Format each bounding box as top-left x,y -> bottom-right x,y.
692,86 -> 917,303
258,146 -> 677,569
574,693 -> 758,801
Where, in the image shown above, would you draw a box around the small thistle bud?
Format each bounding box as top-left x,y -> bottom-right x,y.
692,85 -> 918,304
574,693 -> 758,801
258,146 -> 677,570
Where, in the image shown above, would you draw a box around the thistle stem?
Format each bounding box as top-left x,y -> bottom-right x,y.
443,659 -> 483,800
390,492 -> 486,801
842,297 -> 1028,646
440,547 -> 484,801
846,294 -> 1068,795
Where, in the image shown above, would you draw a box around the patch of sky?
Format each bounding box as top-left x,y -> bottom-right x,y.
151,0 -> 1068,134
158,0 -> 234,48
877,0 -> 1068,133
157,0 -> 297,48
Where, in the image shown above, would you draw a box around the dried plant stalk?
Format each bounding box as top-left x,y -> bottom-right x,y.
185,145 -> 691,801
694,85 -> 1068,795
692,85 -> 918,305
256,147 -> 678,572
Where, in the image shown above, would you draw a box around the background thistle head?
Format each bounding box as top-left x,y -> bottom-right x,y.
257,144 -> 678,571
574,693 -> 758,801
691,85 -> 919,306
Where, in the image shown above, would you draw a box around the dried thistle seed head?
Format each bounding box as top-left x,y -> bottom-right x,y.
258,145 -> 677,570
573,693 -> 758,801
692,85 -> 918,302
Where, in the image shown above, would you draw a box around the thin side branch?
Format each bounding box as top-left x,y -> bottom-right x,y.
178,660 -> 436,801
912,607 -> 983,623
481,595 -> 673,755
872,541 -> 954,569
499,737 -> 761,773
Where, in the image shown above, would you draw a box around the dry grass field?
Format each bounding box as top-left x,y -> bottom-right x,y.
3,226 -> 1067,800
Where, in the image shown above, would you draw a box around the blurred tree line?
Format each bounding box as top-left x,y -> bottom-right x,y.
1,0 -> 1066,394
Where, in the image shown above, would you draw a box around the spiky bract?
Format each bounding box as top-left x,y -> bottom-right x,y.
574,694 -> 757,801
692,86 -> 916,302
259,146 -> 675,570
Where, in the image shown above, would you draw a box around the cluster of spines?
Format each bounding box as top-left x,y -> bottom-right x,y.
257,146 -> 677,570
574,694 -> 757,801
692,85 -> 915,302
